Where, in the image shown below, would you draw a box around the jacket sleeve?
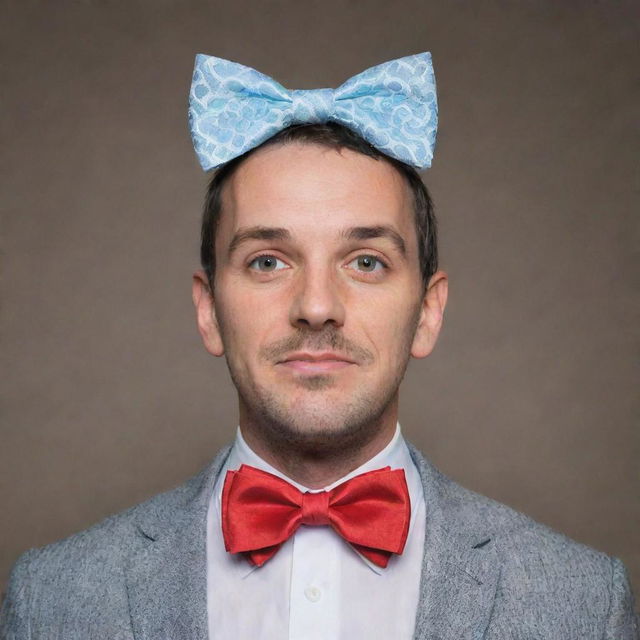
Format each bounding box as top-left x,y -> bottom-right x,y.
603,556 -> 639,640
0,550 -> 35,640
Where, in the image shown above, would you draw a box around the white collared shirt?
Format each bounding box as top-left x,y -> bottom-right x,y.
206,424 -> 425,639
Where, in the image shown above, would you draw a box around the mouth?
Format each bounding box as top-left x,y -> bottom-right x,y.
277,351 -> 356,374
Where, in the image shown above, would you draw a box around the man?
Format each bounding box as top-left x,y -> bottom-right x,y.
1,53 -> 637,639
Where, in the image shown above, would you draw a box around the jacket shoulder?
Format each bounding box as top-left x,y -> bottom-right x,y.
14,471 -> 199,576
408,442 -> 614,575
408,443 -> 638,635
10,446 -> 232,580
0,451 -> 228,636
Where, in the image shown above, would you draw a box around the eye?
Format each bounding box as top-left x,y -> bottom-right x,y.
248,254 -> 288,272
347,255 -> 387,273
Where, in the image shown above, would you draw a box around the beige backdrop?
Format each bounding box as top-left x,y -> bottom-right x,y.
2,0 -> 638,603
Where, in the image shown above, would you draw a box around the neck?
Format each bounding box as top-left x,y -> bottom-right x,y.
238,403 -> 399,489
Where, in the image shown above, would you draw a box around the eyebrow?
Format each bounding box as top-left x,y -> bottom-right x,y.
341,225 -> 407,257
227,224 -> 407,257
228,226 -> 292,256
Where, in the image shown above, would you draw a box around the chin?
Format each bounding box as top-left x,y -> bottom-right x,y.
288,373 -> 340,392
251,388 -> 392,457
263,416 -> 375,458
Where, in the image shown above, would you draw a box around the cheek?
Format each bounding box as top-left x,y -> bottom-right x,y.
353,301 -> 417,363
216,288 -> 283,356
346,292 -> 419,352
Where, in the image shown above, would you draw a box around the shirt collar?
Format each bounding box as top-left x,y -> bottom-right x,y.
215,423 -> 423,576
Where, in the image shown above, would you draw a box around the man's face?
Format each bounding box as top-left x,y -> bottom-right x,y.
194,143 -> 447,454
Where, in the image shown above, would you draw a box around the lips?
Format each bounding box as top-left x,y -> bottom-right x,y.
278,352 -> 356,374
281,352 -> 356,363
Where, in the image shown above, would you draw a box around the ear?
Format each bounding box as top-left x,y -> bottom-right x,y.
192,270 -> 225,357
411,270 -> 448,359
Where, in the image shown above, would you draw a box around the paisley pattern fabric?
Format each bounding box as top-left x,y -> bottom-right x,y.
188,52 -> 438,171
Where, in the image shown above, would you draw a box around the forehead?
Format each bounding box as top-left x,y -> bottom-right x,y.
217,142 -> 415,240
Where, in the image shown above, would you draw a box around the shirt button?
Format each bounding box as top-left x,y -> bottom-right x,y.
304,586 -> 322,602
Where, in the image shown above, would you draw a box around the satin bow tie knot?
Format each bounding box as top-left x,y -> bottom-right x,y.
300,490 -> 331,525
221,464 -> 411,568
290,89 -> 335,124
189,52 -> 437,170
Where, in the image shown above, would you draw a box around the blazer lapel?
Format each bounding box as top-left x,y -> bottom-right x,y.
125,447 -> 231,640
408,445 -> 500,640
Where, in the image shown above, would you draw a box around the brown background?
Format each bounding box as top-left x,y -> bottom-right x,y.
2,0 -> 638,603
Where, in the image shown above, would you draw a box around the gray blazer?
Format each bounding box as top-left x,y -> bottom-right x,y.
1,444 -> 637,639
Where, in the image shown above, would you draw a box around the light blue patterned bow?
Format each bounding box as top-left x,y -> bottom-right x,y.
188,52 -> 438,171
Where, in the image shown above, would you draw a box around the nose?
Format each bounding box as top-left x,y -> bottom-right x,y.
289,264 -> 346,331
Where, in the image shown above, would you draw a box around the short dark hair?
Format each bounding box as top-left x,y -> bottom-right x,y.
200,122 -> 438,292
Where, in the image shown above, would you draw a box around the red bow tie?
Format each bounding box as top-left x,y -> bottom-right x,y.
221,464 -> 411,568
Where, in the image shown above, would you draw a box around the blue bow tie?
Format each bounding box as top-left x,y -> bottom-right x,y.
188,52 -> 438,171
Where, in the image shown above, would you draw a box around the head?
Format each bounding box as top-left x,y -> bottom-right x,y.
193,123 -> 448,462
